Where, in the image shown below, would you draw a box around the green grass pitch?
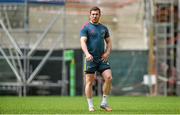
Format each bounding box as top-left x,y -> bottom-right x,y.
0,96 -> 180,114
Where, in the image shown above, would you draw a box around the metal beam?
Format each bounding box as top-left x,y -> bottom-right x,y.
0,55 -> 63,61
27,34 -> 63,84
27,12 -> 62,56
0,20 -> 23,56
0,82 -> 62,87
15,51 -> 26,81
0,46 -> 22,82
4,11 -> 12,30
8,49 -> 18,73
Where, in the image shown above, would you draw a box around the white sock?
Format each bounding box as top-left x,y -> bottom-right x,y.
101,95 -> 108,105
87,98 -> 94,108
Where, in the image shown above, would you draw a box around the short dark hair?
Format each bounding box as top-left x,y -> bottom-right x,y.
90,6 -> 101,14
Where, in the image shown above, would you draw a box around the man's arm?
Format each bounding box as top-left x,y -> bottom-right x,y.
105,37 -> 112,55
80,36 -> 93,61
101,37 -> 112,62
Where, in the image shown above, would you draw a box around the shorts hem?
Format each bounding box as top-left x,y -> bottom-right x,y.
99,67 -> 111,73
85,71 -> 95,74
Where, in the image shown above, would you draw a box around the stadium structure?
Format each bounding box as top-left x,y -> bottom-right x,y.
0,0 -> 179,96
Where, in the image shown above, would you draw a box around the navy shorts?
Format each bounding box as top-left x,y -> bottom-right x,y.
85,59 -> 111,74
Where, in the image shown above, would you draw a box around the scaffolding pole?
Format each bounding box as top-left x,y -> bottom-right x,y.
0,1 -> 67,96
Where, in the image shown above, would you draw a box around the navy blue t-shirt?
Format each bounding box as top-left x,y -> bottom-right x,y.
80,22 -> 110,60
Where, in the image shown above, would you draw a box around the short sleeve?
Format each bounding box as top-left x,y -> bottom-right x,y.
80,24 -> 88,38
104,26 -> 110,39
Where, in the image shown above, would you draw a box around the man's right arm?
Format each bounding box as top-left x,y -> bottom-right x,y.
80,37 -> 93,61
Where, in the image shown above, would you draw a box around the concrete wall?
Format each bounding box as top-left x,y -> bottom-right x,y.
0,0 -> 147,50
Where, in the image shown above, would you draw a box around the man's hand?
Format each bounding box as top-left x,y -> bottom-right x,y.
86,53 -> 93,61
101,52 -> 110,62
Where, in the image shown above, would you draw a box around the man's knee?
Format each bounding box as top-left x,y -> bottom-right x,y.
104,75 -> 112,82
86,80 -> 94,86
86,76 -> 95,86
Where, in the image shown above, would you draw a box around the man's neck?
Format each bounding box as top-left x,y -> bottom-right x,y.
90,21 -> 99,25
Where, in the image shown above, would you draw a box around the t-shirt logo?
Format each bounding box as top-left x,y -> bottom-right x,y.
90,29 -> 96,36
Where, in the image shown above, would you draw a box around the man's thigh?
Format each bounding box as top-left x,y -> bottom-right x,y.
85,61 -> 97,74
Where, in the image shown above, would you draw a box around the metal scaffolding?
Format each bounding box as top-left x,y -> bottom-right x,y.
0,0 -> 68,96
177,0 -> 180,95
144,0 -> 179,96
154,0 -> 178,96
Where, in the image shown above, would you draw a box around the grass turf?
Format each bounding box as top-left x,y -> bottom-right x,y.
0,96 -> 180,114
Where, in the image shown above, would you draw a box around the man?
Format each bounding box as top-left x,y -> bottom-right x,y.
80,6 -> 113,112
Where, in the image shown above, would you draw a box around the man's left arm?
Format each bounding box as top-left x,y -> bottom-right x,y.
101,37 -> 112,62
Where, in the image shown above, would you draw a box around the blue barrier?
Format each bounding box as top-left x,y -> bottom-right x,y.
29,0 -> 65,5
0,0 -> 65,5
0,0 -> 24,3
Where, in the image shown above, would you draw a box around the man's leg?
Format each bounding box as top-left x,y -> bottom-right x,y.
85,74 -> 95,112
101,69 -> 112,111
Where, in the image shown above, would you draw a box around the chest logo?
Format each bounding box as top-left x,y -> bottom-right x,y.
89,29 -> 96,36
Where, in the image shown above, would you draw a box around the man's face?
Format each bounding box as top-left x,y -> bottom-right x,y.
90,10 -> 100,24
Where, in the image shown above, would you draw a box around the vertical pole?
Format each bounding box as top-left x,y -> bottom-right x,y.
23,0 -> 29,96
145,0 -> 155,95
61,0 -> 67,95
64,50 -> 76,96
70,58 -> 76,96
24,0 -> 29,31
